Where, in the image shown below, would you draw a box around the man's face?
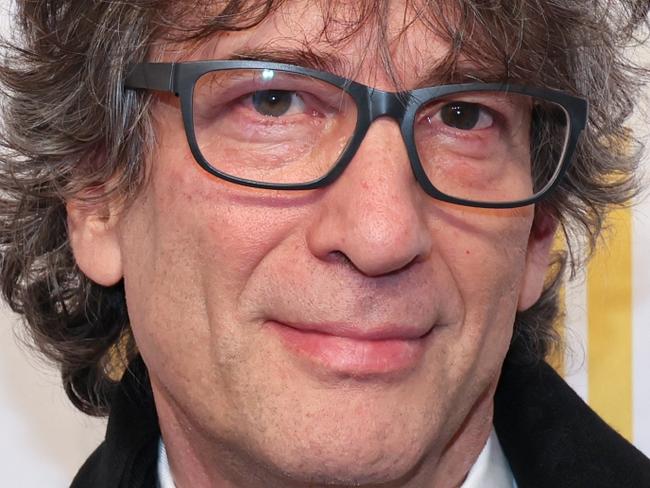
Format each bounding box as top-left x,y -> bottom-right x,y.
71,2 -> 554,485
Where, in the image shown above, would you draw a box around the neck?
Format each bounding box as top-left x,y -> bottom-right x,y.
151,379 -> 496,488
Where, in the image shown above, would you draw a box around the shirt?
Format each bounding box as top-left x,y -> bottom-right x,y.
460,430 -> 518,488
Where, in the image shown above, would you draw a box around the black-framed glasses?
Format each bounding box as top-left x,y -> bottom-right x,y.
124,60 -> 588,209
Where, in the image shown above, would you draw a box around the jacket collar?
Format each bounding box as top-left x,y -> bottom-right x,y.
494,347 -> 650,487
73,344 -> 650,488
71,356 -> 160,488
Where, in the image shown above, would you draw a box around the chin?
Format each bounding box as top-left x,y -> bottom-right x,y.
279,461 -> 419,487
261,436 -> 427,487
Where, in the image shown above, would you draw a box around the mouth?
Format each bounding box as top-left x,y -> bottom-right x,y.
265,320 -> 433,378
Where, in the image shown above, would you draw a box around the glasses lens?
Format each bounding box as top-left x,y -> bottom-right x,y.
413,91 -> 569,204
192,68 -> 357,185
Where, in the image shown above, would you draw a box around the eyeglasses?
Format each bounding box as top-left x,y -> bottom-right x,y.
124,60 -> 588,209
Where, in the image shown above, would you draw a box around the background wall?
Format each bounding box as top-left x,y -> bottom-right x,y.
0,2 -> 107,487
555,37 -> 650,451
0,3 -> 649,487
0,307 -> 106,486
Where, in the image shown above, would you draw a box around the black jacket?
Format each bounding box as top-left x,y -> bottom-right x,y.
71,348 -> 650,488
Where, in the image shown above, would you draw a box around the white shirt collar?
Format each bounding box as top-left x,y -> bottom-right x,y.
157,439 -> 176,488
460,430 -> 518,488
157,429 -> 517,488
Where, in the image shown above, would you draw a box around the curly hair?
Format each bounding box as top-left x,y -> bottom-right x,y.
0,0 -> 648,416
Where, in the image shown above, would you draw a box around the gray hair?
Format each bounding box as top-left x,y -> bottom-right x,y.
0,0 -> 648,415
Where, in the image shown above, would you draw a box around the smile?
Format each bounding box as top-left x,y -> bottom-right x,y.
266,320 -> 432,378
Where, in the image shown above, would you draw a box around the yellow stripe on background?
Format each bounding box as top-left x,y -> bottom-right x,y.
547,233 -> 566,376
549,284 -> 566,376
587,207 -> 633,441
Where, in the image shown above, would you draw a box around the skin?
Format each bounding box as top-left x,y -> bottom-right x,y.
68,2 -> 556,487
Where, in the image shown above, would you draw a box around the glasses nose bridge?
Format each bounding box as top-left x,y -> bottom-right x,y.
361,88 -> 411,160
341,87 -> 423,195
367,89 -> 408,123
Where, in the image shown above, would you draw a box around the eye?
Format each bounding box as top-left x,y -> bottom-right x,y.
251,90 -> 305,117
439,101 -> 494,130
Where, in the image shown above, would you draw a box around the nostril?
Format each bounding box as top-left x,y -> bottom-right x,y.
327,248 -> 420,278
326,250 -> 355,269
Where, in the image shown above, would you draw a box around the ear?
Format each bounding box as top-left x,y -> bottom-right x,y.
517,208 -> 558,311
67,196 -> 123,286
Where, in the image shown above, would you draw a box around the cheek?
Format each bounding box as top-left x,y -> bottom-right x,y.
431,207 -> 533,351
141,102 -> 307,290
119,133 -> 312,389
437,206 -> 531,301
467,222 -> 530,354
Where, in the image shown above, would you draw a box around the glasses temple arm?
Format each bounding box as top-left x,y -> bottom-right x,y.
124,62 -> 176,94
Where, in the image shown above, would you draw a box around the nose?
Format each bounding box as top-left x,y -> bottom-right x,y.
306,119 -> 433,277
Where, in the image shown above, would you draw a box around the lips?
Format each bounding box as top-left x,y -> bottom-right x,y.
266,320 -> 432,377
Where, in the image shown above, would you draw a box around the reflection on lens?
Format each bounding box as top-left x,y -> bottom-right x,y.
193,69 -> 357,185
414,91 -> 568,204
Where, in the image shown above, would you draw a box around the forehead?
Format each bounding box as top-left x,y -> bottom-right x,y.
160,0 -> 505,88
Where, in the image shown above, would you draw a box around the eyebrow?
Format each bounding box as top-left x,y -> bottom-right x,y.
224,46 -> 507,89
414,54 -> 510,87
227,46 -> 352,78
